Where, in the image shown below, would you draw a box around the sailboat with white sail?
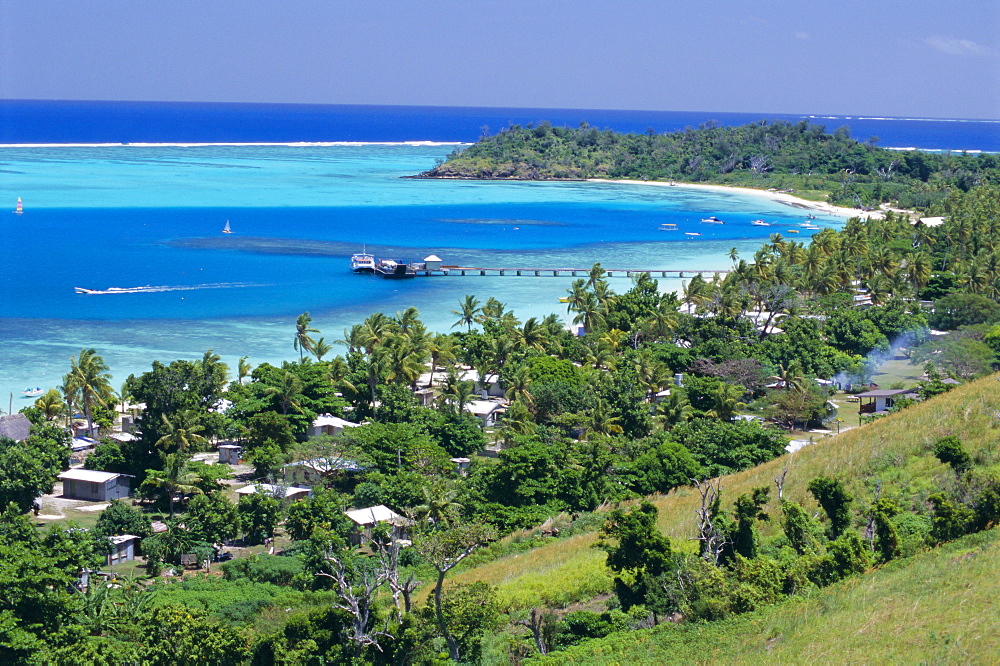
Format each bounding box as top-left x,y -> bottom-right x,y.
14,198 -> 23,214
222,220 -> 232,234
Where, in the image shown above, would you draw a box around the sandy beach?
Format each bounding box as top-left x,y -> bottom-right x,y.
590,179 -> 882,220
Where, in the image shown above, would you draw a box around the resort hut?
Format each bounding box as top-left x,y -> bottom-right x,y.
106,535 -> 139,566
307,414 -> 360,438
0,413 -> 31,442
218,444 -> 242,465
58,469 -> 132,502
423,254 -> 443,270
450,457 -> 471,477
344,505 -> 408,546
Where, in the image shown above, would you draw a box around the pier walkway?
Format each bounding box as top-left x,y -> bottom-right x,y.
410,266 -> 728,278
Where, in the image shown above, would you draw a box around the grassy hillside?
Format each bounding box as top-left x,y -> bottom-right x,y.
441,374 -> 1000,610
537,526 -> 1000,663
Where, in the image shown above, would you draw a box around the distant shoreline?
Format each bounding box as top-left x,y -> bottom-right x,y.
0,141 -> 471,149
590,178 -> 881,219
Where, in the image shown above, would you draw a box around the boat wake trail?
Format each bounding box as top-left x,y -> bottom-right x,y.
74,282 -> 266,295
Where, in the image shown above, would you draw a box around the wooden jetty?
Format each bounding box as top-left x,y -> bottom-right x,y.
407,266 -> 728,278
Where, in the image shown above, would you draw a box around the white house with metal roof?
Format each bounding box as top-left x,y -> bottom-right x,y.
58,469 -> 132,501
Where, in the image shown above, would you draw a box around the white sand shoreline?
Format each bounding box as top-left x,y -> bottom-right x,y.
0,141 -> 471,149
589,178 -> 880,220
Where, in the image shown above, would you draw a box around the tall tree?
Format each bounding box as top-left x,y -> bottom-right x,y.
63,348 -> 115,437
294,312 -> 320,361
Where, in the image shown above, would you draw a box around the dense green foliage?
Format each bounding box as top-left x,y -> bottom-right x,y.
423,120 -> 1000,208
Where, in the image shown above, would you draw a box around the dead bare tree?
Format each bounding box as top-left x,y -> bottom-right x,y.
749,154 -> 772,174
316,553 -> 392,655
864,479 -> 883,552
370,532 -> 420,622
875,159 -> 899,181
774,466 -> 789,500
691,478 -> 728,565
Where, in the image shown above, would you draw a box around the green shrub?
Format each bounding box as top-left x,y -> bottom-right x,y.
222,554 -> 304,586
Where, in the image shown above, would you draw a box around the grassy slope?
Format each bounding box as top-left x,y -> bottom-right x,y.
540,526 -> 1000,663
442,374 -> 1000,610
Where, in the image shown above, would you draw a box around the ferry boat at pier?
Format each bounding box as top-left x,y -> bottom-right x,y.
350,250 -> 376,273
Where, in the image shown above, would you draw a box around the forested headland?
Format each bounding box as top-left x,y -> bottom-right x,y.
418,119 -> 1000,209
1,180 -> 1000,660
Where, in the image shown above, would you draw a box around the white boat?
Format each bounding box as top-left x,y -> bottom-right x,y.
14,197 -> 23,214
802,225 -> 820,230
684,232 -> 702,237
751,219 -> 771,227
658,223 -> 678,231
22,387 -> 43,397
74,287 -> 98,294
350,249 -> 376,273
222,220 -> 232,234
701,216 -> 724,224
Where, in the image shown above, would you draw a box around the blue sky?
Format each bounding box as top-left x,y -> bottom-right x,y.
1,0 -> 997,119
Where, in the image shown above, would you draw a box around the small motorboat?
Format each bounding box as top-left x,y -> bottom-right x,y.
787,229 -> 800,233
750,219 -> 771,226
802,225 -> 820,231
22,387 -> 43,398
658,223 -> 678,231
701,216 -> 724,224
684,232 -> 702,237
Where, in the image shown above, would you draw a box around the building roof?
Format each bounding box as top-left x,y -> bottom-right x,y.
71,437 -> 99,451
467,399 -> 504,416
58,469 -> 124,483
285,456 -> 363,473
311,414 -> 360,429
108,432 -> 137,442
344,505 -> 406,526
235,483 -> 311,497
0,414 -> 32,442
916,216 -> 946,227
108,534 -> 139,545
855,389 -> 917,398
424,254 -> 442,262
218,444 -> 242,450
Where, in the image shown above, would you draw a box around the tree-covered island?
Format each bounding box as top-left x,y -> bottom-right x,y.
418,119 -> 999,209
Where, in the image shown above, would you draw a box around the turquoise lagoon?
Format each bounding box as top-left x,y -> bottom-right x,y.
0,144 -> 844,402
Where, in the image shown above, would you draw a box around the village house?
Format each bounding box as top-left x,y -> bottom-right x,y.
106,534 -> 139,566
58,469 -> 132,502
234,483 -> 311,503
466,399 -> 505,428
218,444 -> 242,465
307,414 -> 360,438
856,388 -> 919,415
283,456 -> 364,487
344,504 -> 409,546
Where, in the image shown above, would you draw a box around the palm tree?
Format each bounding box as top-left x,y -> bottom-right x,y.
294,312 -> 320,361
413,480 -> 463,526
518,317 -> 548,351
327,355 -> 357,394
144,452 -> 203,518
504,364 -> 534,410
264,370 -> 305,415
584,398 -> 623,439
451,295 -> 481,331
570,291 -> 606,334
729,247 -> 739,263
155,411 -> 208,454
312,337 -> 333,361
34,389 -> 66,422
587,262 -> 607,288
63,348 -> 115,437
238,356 -> 252,384
427,334 -> 458,387
479,297 -> 507,324
706,383 -> 745,422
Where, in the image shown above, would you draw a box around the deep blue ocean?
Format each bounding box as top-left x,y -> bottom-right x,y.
2,100 -> 998,151
1,101 -> 997,404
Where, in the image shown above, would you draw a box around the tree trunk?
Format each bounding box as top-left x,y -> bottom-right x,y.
433,569 -> 460,661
